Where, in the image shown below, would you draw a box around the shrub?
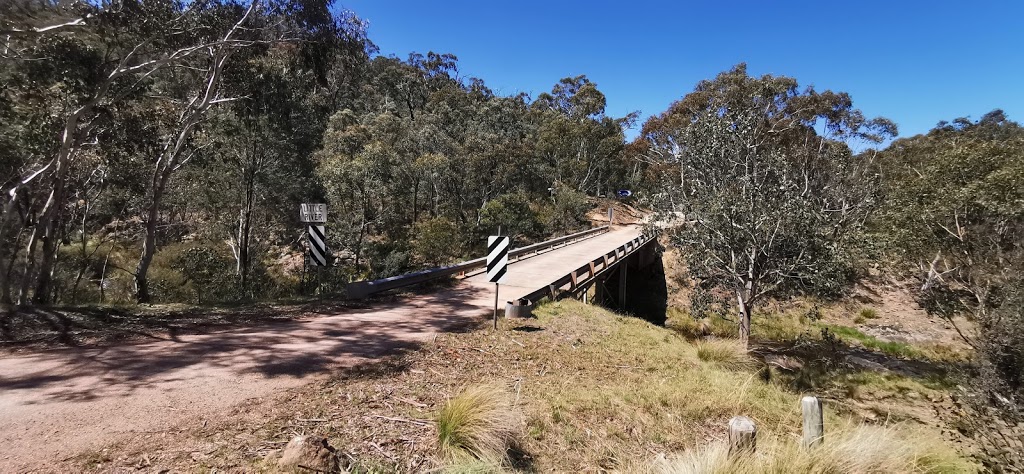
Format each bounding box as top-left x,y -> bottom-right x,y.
370,249 -> 410,280
479,193 -> 543,243
859,307 -> 879,319
413,216 -> 464,267
436,385 -> 521,466
172,244 -> 235,304
538,184 -> 590,235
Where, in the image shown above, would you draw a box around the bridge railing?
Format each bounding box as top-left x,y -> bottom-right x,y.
346,226 -> 611,298
510,231 -> 656,306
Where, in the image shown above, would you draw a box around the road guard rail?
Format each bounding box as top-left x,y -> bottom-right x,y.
346,226 -> 611,299
509,231 -> 656,307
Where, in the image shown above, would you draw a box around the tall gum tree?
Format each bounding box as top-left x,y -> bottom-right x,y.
639,64 -> 896,346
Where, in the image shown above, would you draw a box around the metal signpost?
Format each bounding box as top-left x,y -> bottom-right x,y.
300,204 -> 328,302
610,189 -> 632,226
486,235 -> 510,330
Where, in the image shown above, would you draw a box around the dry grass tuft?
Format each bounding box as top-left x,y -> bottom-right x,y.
655,423 -> 972,474
666,308 -> 736,339
436,384 -> 521,467
695,339 -> 757,371
859,307 -> 880,320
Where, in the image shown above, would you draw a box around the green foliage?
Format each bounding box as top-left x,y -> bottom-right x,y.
876,111 -> 1024,321
412,216 -> 464,267
876,112 -> 1024,451
538,184 -> 591,236
2,0 -> 642,304
478,193 -> 542,243
173,245 -> 234,304
642,64 -> 895,341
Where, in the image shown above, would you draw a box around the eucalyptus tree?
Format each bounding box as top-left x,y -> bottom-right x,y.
874,111 -> 1024,468
1,0 -> 255,303
165,9 -> 370,295
876,112 -> 1024,410
533,75 -> 636,197
641,64 -> 896,346
131,0 -> 364,302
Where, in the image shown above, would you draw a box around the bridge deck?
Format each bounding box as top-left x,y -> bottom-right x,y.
463,225 -> 642,303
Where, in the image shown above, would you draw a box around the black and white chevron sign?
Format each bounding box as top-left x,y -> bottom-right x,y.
486,236 -> 509,283
308,225 -> 328,267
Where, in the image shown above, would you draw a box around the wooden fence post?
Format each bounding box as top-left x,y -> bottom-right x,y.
801,396 -> 824,448
728,416 -> 757,455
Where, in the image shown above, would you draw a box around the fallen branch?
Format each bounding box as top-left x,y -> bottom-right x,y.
368,441 -> 394,459
396,397 -> 427,408
367,415 -> 430,426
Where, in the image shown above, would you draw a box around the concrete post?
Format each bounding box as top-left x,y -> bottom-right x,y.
801,396 -> 824,448
729,416 -> 757,455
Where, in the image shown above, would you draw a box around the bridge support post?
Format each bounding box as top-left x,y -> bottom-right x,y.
618,260 -> 627,308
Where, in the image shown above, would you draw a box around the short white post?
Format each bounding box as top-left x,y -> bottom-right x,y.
801,396 -> 824,448
728,416 -> 757,455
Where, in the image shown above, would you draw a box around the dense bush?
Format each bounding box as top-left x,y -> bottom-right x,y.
412,216 -> 464,267
478,193 -> 543,243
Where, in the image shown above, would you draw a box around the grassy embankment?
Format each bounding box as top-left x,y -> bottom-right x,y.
77,299 -> 975,472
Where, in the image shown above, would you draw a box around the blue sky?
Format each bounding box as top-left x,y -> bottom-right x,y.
339,1 -> 1023,142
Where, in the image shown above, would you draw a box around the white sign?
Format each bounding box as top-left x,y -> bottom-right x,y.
486,236 -> 510,283
300,203 -> 327,223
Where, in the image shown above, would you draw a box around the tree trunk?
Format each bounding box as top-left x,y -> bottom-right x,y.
135,170 -> 170,303
235,170 -> 254,292
737,292 -> 752,348
412,179 -> 419,224
18,225 -> 42,305
32,181 -> 68,304
0,226 -> 26,304
354,209 -> 365,273
98,243 -> 111,303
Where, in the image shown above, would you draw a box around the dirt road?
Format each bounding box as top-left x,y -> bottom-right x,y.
0,286 -> 494,472
0,226 -> 642,472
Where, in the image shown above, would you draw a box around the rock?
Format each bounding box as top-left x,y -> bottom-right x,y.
846,355 -> 887,372
277,435 -> 340,473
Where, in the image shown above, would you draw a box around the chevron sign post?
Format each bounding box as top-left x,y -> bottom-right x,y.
487,236 -> 510,330
308,225 -> 328,266
300,203 -> 328,302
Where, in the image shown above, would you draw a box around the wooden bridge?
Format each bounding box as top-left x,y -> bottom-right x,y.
347,224 -> 658,313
